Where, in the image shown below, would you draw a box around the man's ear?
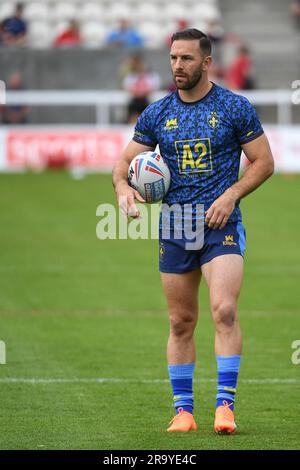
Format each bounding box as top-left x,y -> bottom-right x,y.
202,56 -> 212,71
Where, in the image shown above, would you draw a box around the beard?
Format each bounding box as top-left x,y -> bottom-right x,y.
173,68 -> 203,90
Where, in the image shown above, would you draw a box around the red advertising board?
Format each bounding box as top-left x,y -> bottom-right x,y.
6,130 -> 126,170
2,125 -> 300,172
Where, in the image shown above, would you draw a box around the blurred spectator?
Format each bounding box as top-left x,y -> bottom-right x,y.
119,52 -> 144,87
167,82 -> 177,93
225,45 -> 256,90
0,3 -> 27,46
290,0 -> 300,29
206,20 -> 225,66
122,55 -> 161,123
165,19 -> 189,48
106,19 -> 144,48
205,20 -> 226,85
53,20 -> 81,48
208,61 -> 224,86
0,72 -> 29,124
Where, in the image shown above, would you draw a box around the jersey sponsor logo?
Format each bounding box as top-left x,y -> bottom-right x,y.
164,118 -> 178,130
222,234 -> 237,246
246,130 -> 254,137
207,111 -> 220,129
175,138 -> 213,175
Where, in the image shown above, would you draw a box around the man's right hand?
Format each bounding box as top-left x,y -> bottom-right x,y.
115,181 -> 146,219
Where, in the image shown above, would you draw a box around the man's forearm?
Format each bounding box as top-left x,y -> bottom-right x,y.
112,160 -> 130,190
225,157 -> 274,202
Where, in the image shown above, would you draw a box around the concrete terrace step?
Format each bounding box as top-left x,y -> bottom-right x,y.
221,0 -> 299,88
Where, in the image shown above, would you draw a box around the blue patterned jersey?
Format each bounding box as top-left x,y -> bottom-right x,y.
132,83 -> 264,223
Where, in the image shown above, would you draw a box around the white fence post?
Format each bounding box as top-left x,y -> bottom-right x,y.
0,341 -> 6,365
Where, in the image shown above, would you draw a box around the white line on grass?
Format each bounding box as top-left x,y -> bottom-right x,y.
0,377 -> 299,384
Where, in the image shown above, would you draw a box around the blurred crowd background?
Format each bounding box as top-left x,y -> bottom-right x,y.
0,0 -> 299,126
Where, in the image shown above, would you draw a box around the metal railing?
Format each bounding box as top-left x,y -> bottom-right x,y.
4,89 -> 295,125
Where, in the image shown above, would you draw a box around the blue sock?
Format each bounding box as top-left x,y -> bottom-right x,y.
216,355 -> 241,411
168,363 -> 195,414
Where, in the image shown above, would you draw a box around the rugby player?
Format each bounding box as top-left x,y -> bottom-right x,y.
112,29 -> 274,434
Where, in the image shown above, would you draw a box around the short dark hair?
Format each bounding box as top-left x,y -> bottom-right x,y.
16,3 -> 24,12
171,28 -> 212,57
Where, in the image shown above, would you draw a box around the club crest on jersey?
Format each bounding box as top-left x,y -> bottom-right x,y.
164,118 -> 178,130
207,111 -> 220,129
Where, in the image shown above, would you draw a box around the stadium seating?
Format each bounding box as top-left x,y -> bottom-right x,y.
51,2 -> 78,22
0,2 -> 15,21
0,0 -> 221,48
28,21 -> 52,48
23,2 -> 50,22
108,3 -> 131,22
81,21 -> 108,48
81,3 -> 104,23
163,3 -> 191,22
133,4 -> 162,23
139,21 -> 164,48
192,3 -> 221,22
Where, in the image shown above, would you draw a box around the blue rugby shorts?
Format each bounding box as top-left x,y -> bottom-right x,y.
159,221 -> 246,273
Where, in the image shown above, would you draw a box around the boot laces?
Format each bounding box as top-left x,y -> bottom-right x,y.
168,407 -> 184,425
220,400 -> 234,420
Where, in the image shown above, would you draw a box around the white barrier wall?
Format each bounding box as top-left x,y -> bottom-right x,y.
0,125 -> 299,172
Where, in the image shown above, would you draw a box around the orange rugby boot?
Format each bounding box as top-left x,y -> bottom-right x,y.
167,408 -> 198,432
214,400 -> 237,434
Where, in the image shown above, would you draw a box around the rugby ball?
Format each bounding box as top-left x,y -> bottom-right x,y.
128,151 -> 170,203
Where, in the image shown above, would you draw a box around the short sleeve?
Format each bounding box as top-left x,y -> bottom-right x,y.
233,96 -> 264,145
132,106 -> 158,148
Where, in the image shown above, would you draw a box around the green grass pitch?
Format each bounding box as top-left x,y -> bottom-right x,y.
0,172 -> 299,450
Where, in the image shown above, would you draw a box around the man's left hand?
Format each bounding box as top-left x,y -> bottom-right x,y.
205,188 -> 238,229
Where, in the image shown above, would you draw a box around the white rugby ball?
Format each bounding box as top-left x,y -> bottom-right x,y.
128,151 -> 170,203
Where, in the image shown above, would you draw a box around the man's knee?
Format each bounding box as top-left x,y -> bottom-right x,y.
169,310 -> 197,338
212,300 -> 237,330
